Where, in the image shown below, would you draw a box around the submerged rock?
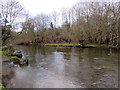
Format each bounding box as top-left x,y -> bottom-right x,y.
11,56 -> 20,64
19,58 -> 29,65
11,56 -> 28,65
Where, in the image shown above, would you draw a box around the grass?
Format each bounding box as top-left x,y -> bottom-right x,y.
0,83 -> 6,90
11,56 -> 19,59
11,56 -> 20,63
43,43 -> 118,49
2,50 -> 9,57
86,44 -> 117,48
26,43 -> 119,49
0,50 -> 2,57
44,43 -> 81,47
2,46 -> 14,57
2,50 -> 10,57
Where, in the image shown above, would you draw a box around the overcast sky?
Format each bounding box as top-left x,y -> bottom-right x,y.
20,0 -> 119,16
20,0 -> 80,16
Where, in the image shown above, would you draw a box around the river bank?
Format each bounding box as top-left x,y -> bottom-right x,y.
44,43 -> 118,49
2,46 -> 28,88
2,47 -> 16,88
2,57 -> 17,87
20,43 -> 119,49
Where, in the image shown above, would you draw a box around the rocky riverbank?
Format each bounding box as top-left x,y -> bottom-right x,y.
2,57 -> 17,87
2,46 -> 29,87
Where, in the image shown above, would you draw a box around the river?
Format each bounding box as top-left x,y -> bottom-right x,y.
5,45 -> 119,88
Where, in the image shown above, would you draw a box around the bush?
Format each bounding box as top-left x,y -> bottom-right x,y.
0,83 -> 6,90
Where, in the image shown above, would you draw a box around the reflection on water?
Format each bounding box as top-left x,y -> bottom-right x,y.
7,45 -> 118,88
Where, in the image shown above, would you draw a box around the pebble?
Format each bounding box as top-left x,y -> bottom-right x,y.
81,83 -> 85,85
9,62 -> 14,65
14,64 -> 18,67
96,73 -> 100,75
103,74 -> 109,77
100,79 -> 103,81
45,68 -> 48,70
97,81 -> 101,84
94,66 -> 105,70
93,83 -> 97,85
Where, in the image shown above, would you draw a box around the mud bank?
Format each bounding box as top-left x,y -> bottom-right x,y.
2,57 -> 17,87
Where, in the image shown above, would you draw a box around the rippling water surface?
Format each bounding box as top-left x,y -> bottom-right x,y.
7,45 -> 118,88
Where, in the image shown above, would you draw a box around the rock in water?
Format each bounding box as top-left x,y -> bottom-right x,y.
11,57 -> 20,64
19,58 -> 29,65
11,51 -> 22,58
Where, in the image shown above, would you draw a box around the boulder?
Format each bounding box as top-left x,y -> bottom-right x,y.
11,56 -> 28,65
15,51 -> 21,53
11,51 -> 22,58
19,58 -> 28,65
11,56 -> 20,64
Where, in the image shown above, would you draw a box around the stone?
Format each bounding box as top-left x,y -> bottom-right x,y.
11,56 -> 20,64
19,58 -> 29,65
96,73 -> 100,75
11,51 -> 22,58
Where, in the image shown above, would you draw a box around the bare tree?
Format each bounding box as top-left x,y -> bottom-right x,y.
0,0 -> 24,45
0,0 -> 24,27
51,11 -> 59,28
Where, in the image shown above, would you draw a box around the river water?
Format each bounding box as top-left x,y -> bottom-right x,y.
6,45 -> 119,88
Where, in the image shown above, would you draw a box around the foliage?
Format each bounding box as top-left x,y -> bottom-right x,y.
10,2 -> 120,48
2,50 -> 10,57
0,50 -> 2,57
11,56 -> 19,60
0,0 -> 24,45
0,83 -> 6,90
45,43 -> 80,47
2,46 -> 14,57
